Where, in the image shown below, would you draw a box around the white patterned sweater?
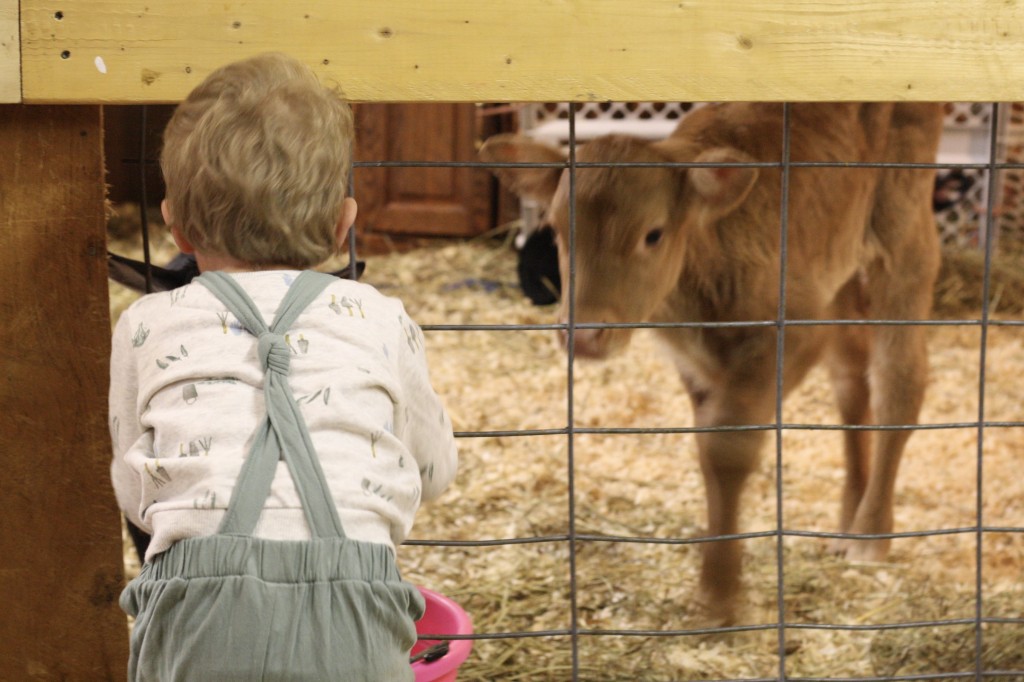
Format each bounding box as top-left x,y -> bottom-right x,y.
109,270 -> 459,562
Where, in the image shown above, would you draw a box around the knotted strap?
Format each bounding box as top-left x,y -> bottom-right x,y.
196,270 -> 345,539
258,332 -> 292,374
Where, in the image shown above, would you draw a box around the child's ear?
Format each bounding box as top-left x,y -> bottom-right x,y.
163,201 -> 195,254
335,197 -> 358,247
160,200 -> 173,228
170,226 -> 196,255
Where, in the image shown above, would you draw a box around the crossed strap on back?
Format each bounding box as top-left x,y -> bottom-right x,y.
196,270 -> 346,539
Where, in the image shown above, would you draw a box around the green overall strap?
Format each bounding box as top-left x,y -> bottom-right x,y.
196,270 -> 345,539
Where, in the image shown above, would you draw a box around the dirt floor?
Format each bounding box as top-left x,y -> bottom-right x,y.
110,226 -> 1024,681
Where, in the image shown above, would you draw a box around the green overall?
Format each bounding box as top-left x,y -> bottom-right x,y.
120,270 -> 424,681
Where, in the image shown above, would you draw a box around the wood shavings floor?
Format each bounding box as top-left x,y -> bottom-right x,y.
112,234 -> 1024,681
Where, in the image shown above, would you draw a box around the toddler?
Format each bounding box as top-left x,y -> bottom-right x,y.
109,52 -> 458,681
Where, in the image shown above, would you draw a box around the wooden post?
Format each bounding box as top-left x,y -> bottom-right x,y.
0,105 -> 128,680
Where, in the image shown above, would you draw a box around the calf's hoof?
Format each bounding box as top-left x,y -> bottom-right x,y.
829,536 -> 891,563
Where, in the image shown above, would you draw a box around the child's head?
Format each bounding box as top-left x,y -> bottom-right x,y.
161,52 -> 355,269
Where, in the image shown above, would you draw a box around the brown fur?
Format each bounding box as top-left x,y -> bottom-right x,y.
481,103 -> 944,624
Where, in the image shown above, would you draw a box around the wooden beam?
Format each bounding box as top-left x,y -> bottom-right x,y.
17,0 -> 1024,104
0,105 -> 128,680
0,0 -> 18,102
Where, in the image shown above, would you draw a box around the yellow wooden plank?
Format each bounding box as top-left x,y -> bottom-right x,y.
0,0 -> 18,102
18,0 -> 1024,103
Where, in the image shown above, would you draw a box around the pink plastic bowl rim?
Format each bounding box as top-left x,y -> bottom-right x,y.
412,586 -> 473,682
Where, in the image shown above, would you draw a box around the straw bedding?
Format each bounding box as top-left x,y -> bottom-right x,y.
110,225 -> 1023,681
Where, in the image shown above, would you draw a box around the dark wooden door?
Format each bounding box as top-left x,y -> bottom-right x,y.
354,103 -> 493,238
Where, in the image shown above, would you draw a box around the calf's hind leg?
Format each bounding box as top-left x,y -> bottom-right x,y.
839,102 -> 942,561
844,201 -> 939,562
826,277 -> 874,548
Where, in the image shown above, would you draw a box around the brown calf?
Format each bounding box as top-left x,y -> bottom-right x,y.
481,103 -> 944,623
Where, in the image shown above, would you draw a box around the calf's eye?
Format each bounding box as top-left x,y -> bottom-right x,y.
644,228 -> 664,247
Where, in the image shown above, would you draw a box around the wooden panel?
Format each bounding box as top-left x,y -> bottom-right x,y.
103,104 -> 175,204
355,103 -> 492,237
0,105 -> 128,680
0,0 -> 18,102
16,0 -> 1024,103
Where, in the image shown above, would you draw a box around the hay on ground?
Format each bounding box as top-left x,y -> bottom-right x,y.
109,224 -> 1024,681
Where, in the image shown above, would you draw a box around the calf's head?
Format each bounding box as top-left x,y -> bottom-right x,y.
480,133 -> 758,358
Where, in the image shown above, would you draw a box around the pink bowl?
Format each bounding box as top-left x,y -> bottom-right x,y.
411,587 -> 474,682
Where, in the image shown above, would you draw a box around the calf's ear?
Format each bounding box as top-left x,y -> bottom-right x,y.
689,147 -> 759,217
479,134 -> 565,206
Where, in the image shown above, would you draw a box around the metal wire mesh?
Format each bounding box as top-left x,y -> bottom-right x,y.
128,101 -> 1024,681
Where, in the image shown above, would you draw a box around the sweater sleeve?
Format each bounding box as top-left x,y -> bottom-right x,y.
109,309 -> 148,529
395,305 -> 458,503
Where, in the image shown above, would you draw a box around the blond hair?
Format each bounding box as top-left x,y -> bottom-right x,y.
161,52 -> 354,267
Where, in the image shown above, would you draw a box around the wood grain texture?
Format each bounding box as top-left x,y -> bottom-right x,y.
355,103 -> 493,237
17,0 -> 1024,103
0,105 -> 128,680
0,0 -> 18,102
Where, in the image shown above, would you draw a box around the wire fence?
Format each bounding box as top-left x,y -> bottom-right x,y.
123,101 -> 1023,681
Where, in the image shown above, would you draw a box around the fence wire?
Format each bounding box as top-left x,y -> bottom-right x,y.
128,102 -> 1023,681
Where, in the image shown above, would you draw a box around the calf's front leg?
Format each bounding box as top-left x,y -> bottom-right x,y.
695,428 -> 766,623
688,379 -> 775,624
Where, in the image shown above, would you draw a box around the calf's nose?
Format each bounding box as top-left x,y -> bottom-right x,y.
559,325 -> 607,358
